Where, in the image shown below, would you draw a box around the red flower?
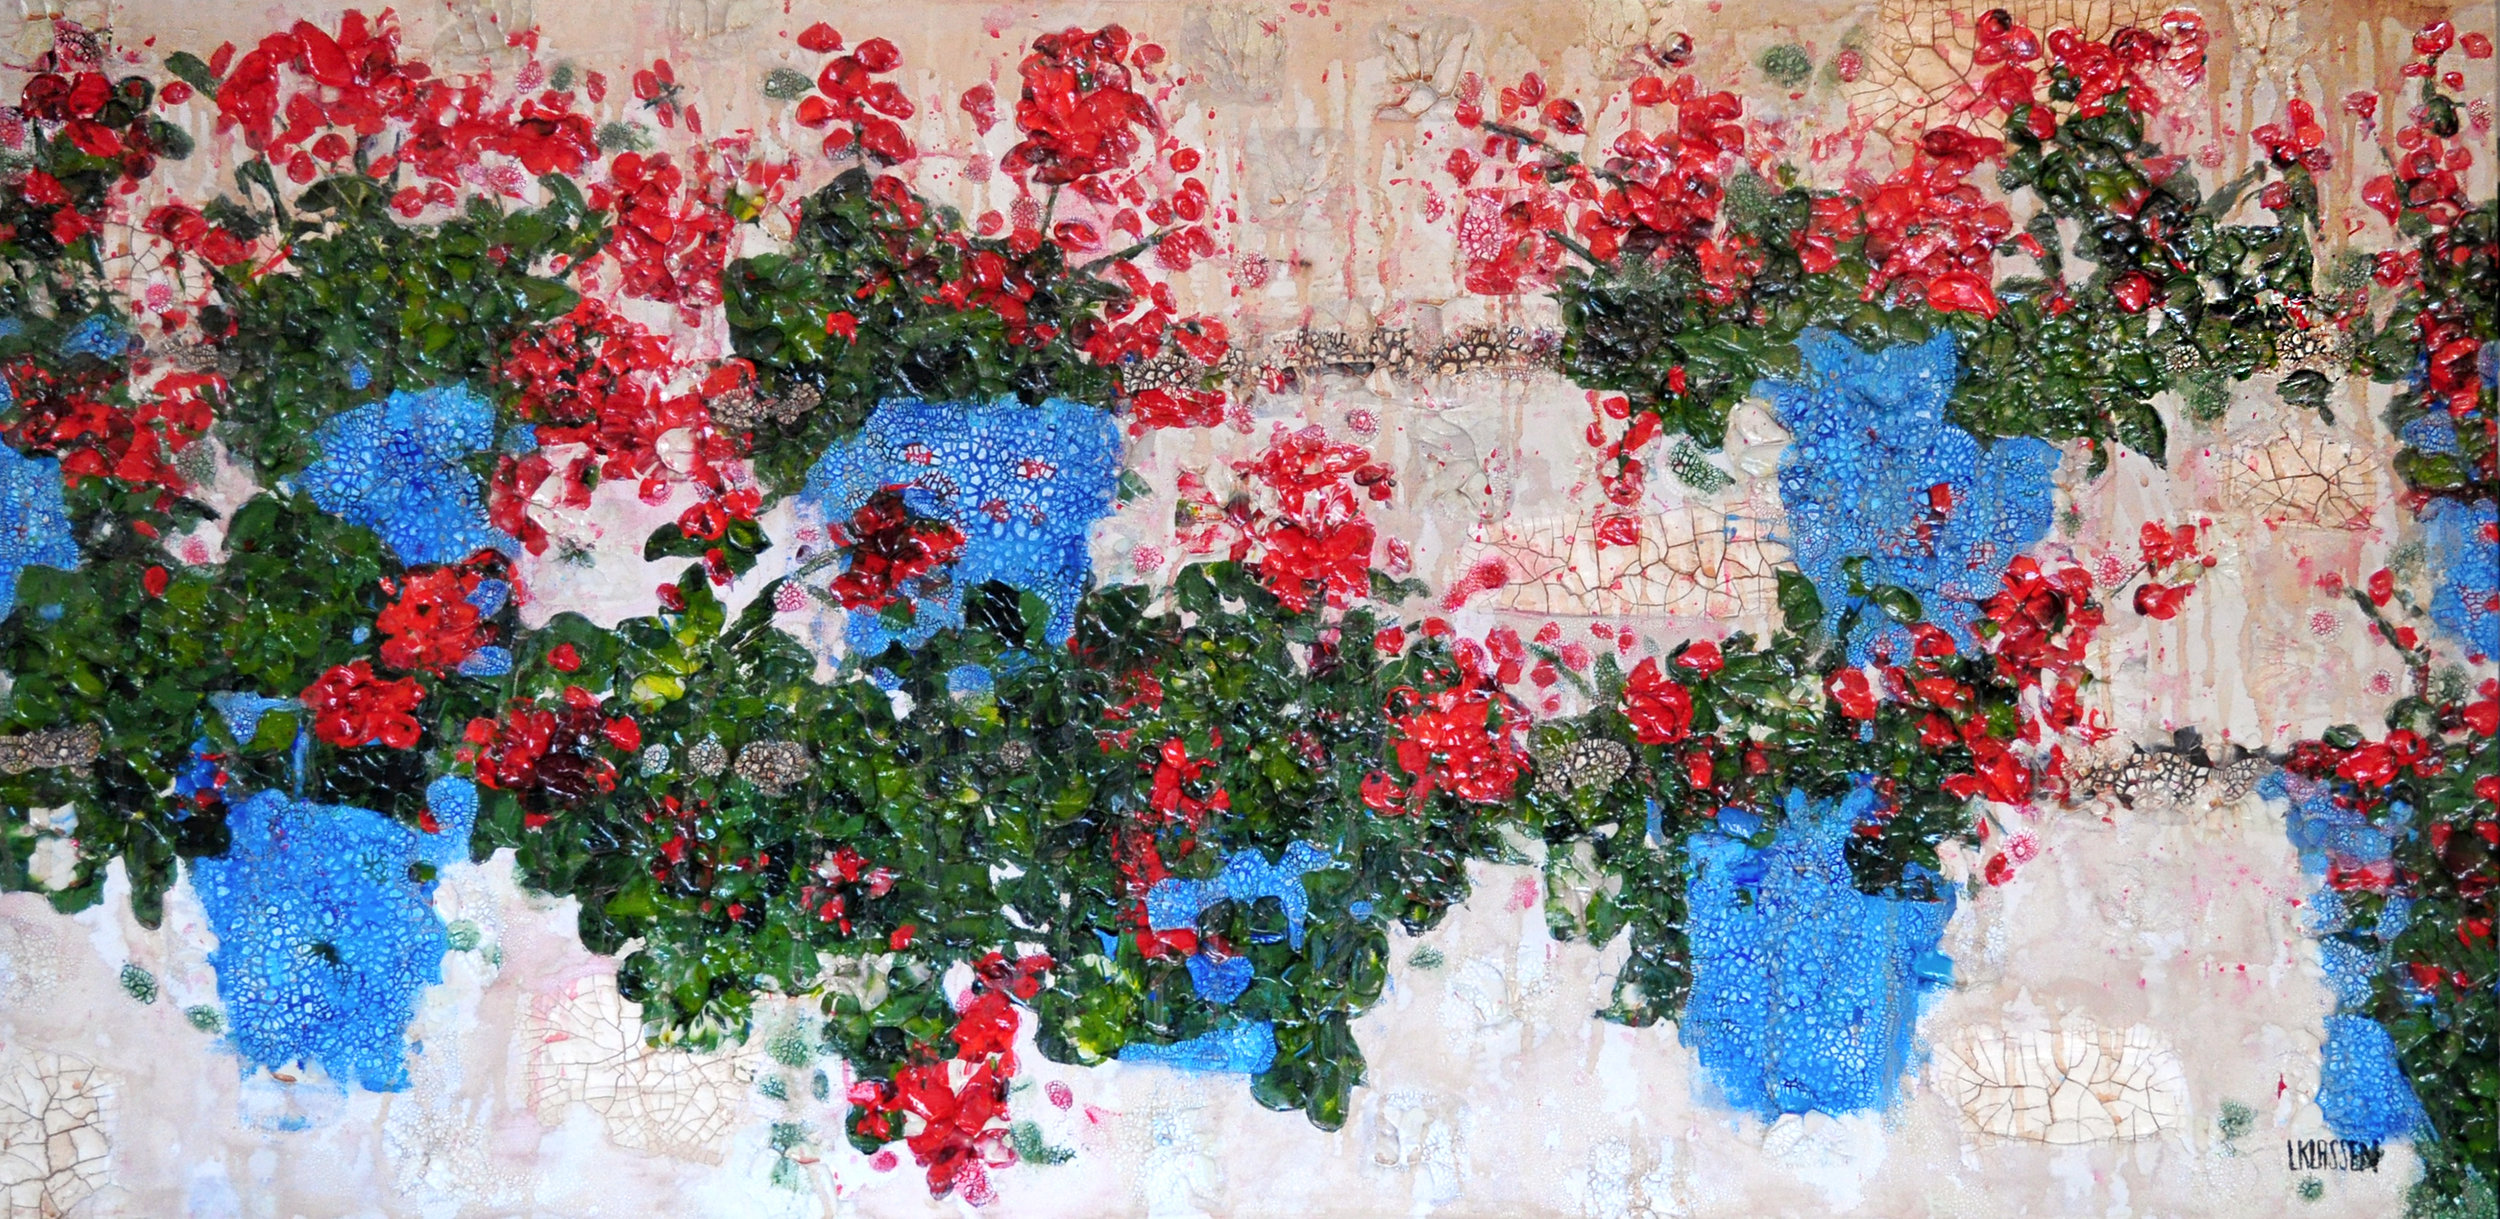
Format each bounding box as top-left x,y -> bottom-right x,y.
1944,736 -> 2035,804
1674,639 -> 1723,676
143,565 -> 170,598
376,568 -> 488,673
1378,673 -> 1528,813
302,661 -> 426,750
951,990 -> 1020,1058
1826,668 -> 1879,719
1232,429 -> 1386,614
1002,26 -> 1159,190
2109,271 -> 2157,313
1622,658 -> 1694,744
602,716 -> 642,753
467,695 -> 621,805
2133,581 -> 2194,619
2463,697 -> 2498,737
2138,521 -> 2206,570
678,499 -> 728,541
1361,770 -> 1406,814
590,153 -> 735,314
826,490 -> 969,612
1146,736 -> 1226,827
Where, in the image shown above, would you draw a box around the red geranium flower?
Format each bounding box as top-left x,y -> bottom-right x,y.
375,567 -> 489,673
1002,25 -> 1159,190
302,661 -> 426,749
1622,657 -> 1694,744
1827,667 -> 1880,720
825,490 -> 969,612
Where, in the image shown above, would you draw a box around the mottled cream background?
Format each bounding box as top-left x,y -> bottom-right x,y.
2,0 -> 2493,1214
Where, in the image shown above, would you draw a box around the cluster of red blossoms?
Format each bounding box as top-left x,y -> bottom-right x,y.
791,24 -> 915,164
795,844 -> 896,935
1840,127 -> 2013,318
2361,21 -> 2491,230
374,565 -> 496,673
2010,14 -> 2206,125
1365,668 -> 1530,816
1230,426 -> 1394,615
460,685 -> 639,818
1808,559 -> 2111,825
2128,520 -> 2214,621
1366,624 -> 1532,818
1146,734 -> 1230,828
491,299 -> 741,554
301,660 -> 426,750
1621,645 -> 1721,745
824,490 -> 969,613
1,360 -> 217,494
1976,557 -> 2106,740
1001,24 -> 1220,276
9,63 -> 182,250
593,150 -> 736,317
1003,26 -> 1160,188
212,11 -> 596,189
2362,22 -> 2496,496
997,26 -> 1229,429
849,951 -> 1052,1200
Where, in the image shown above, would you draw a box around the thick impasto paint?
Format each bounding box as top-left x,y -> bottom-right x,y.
0,2 -> 2490,1216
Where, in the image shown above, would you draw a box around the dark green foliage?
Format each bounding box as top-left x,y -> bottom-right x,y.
722,169 -> 1131,494
204,173 -> 601,481
1557,91 -> 2318,472
0,493 -> 522,923
2364,201 -> 2496,505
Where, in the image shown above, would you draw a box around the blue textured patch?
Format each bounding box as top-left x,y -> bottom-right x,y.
2420,497 -> 2496,653
1145,841 -> 1333,950
456,646 -> 513,678
208,691 -> 298,745
300,386 -> 514,567
1754,330 -> 2061,665
947,664 -> 995,697
59,314 -> 127,361
2273,771 -> 2403,876
1186,955 -> 1255,1005
419,775 -> 478,867
2266,772 -> 2430,1141
0,446 -> 80,618
2399,415 -> 2460,456
190,781 -> 474,1092
1118,1021 -> 1277,1073
172,739 -> 222,812
798,397 -> 1118,655
2318,1015 -> 2431,1141
1679,783 -> 1954,1119
465,578 -> 510,617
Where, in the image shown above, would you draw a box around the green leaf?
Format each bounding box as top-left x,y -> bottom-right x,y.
2277,368 -> 2334,422
1776,570 -> 1824,635
163,51 -> 221,95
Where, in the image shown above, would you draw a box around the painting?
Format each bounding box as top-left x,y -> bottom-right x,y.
0,0 -> 2491,1215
